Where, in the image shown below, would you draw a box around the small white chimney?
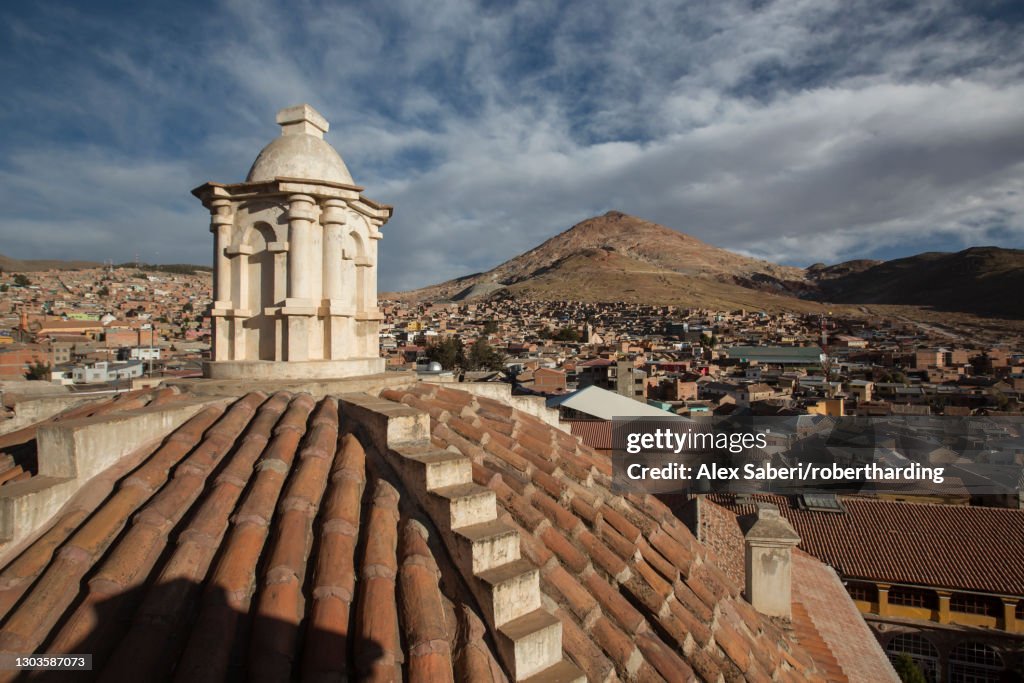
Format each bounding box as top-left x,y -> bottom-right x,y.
744,502 -> 801,619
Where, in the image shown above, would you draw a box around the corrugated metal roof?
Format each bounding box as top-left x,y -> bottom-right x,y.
726,346 -> 825,362
546,385 -> 678,420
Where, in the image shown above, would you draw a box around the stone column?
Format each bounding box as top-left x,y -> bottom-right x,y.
209,199 -> 234,361
267,241 -> 289,362
225,243 -> 254,361
744,503 -> 801,619
321,199 -> 346,303
321,199 -> 348,360
366,227 -> 381,311
287,194 -> 317,303
283,194 -> 318,361
353,221 -> 381,358
210,200 -> 233,306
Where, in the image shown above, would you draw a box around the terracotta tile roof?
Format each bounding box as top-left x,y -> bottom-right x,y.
791,553 -> 899,683
708,492 -> 1024,595
696,498 -> 899,682
382,383 -> 832,682
0,381 -> 886,681
565,419 -> 612,450
0,392 -> 507,681
790,600 -> 845,683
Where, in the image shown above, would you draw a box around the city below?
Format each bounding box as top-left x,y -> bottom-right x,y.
1,261 -> 1022,423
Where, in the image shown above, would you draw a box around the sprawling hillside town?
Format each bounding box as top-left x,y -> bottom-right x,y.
0,266 -> 210,388
380,297 -> 1023,419
5,268 -> 1021,422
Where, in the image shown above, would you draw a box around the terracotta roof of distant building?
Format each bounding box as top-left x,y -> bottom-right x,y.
565,419 -> 612,450
695,497 -> 898,683
707,492 -> 1024,595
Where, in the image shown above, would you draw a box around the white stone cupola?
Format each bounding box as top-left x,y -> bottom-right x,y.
192,104 -> 392,380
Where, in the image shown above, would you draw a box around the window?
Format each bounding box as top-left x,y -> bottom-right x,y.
950,593 -> 1001,618
846,582 -> 877,603
885,633 -> 939,683
949,641 -> 1003,683
1016,600 -> 1023,621
889,587 -> 937,610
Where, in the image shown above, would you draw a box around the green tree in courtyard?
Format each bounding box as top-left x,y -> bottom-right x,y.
24,361 -> 51,381
425,337 -> 465,370
466,338 -> 506,371
991,388 -> 1010,411
892,654 -> 926,683
553,326 -> 580,342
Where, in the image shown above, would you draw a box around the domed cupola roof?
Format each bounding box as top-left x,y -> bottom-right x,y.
246,104 -> 354,185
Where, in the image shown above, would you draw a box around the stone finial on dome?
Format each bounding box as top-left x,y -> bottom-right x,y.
276,104 -> 330,139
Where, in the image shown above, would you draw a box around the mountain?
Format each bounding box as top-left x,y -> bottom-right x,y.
398,211 -> 827,311
0,253 -> 103,272
393,212 -> 1024,318
807,247 -> 1024,318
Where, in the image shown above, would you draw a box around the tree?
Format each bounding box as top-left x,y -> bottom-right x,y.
13,274 -> 31,287
97,286 -> 109,297
0,284 -> 7,293
425,337 -> 465,370
466,338 -> 506,371
24,361 -> 51,381
891,654 -> 926,683
882,370 -> 907,384
991,388 -> 1010,411
481,320 -> 499,334
553,326 -> 580,342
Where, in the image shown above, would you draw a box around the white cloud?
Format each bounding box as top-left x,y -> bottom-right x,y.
0,0 -> 1022,290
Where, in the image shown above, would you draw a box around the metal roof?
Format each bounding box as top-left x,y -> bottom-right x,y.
546,385 -> 678,420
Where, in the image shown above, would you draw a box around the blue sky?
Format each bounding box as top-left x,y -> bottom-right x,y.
2,0 -> 1023,291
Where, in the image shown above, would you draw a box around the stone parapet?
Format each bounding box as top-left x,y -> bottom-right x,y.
0,397 -> 225,558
